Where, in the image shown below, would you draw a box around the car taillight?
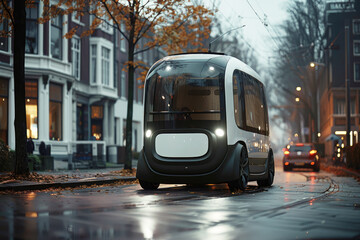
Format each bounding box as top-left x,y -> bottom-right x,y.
284,150 -> 290,155
309,150 -> 317,155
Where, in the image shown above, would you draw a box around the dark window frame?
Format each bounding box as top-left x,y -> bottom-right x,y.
25,0 -> 39,54
49,83 -> 63,140
233,70 -> 269,136
0,78 -> 9,144
51,14 -> 63,60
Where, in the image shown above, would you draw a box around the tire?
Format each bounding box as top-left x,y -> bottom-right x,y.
313,165 -> 320,172
228,147 -> 249,192
139,180 -> 160,190
257,151 -> 275,187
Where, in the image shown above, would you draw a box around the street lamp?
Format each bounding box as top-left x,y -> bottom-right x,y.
296,86 -> 302,92
310,62 -> 316,68
295,97 -> 300,102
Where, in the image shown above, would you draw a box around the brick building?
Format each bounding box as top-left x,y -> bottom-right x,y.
319,1 -> 360,159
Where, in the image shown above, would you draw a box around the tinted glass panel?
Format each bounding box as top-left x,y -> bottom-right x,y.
289,146 -> 312,152
146,60 -> 225,121
243,73 -> 266,133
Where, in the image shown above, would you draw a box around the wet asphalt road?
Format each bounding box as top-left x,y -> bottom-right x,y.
0,160 -> 360,240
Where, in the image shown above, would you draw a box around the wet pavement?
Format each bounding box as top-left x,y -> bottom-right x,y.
0,160 -> 359,240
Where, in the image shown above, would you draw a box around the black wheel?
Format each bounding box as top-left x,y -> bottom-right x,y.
139,180 -> 160,190
257,151 -> 275,187
284,166 -> 292,172
228,147 -> 249,192
313,165 -> 320,172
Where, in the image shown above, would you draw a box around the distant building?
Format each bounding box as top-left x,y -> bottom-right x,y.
0,1 -> 163,163
319,1 -> 360,159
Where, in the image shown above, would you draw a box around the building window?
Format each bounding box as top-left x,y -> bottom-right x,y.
334,98 -> 355,115
51,14 -> 63,60
354,41 -> 360,56
101,47 -> 110,86
25,80 -> 38,139
0,16 -> 8,52
121,71 -> 126,98
76,103 -> 89,140
25,1 -> 39,54
91,105 -> 103,140
0,78 -> 8,144
114,60 -> 118,88
91,44 -> 97,84
120,23 -> 126,52
72,38 -> 81,80
353,19 -> 360,35
355,63 -> 360,82
49,83 -> 62,140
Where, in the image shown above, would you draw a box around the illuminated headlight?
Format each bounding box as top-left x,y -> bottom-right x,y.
215,128 -> 225,137
145,130 -> 152,138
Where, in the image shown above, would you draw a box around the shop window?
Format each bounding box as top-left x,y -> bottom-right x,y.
25,80 -> 38,139
91,105 -> 103,140
0,78 -> 8,144
49,83 -> 62,140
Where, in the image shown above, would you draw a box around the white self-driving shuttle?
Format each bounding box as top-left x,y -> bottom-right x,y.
137,53 -> 274,191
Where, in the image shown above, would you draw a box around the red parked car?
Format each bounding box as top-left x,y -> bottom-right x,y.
283,143 -> 320,172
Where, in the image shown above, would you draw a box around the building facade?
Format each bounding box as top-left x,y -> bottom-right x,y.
319,1 -> 360,159
0,1 -> 163,163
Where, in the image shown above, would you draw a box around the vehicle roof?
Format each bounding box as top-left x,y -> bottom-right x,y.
150,53 -> 261,82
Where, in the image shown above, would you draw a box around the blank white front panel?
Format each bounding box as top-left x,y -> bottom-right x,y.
155,133 -> 209,158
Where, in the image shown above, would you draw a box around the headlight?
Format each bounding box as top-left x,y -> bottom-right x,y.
145,130 -> 152,138
215,128 -> 225,137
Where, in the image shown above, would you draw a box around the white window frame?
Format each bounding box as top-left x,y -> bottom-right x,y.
120,23 -> 126,52
121,70 -> 126,98
89,38 -> 114,87
90,44 -> 97,84
72,37 -> 81,80
101,46 -> 110,86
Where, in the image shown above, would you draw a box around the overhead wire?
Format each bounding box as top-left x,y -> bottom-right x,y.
210,0 -> 261,56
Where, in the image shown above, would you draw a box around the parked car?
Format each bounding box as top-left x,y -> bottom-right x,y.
283,143 -> 320,172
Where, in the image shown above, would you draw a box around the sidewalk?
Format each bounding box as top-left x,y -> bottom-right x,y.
0,161 -> 138,192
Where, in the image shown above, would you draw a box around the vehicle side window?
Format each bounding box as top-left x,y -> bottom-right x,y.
262,85 -> 270,135
243,73 -> 266,135
233,70 -> 244,129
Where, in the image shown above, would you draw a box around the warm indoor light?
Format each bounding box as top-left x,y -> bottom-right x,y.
296,87 -> 302,92
295,97 -> 300,102
310,62 -> 316,68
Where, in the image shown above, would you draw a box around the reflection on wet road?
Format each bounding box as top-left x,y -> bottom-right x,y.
0,160 -> 359,240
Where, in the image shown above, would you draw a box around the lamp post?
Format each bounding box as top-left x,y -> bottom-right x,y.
309,62 -> 325,143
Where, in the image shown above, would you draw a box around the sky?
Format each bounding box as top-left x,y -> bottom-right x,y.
204,0 -> 291,152
205,0 -> 290,66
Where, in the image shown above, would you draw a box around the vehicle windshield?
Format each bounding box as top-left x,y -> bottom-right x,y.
289,145 -> 312,152
145,59 -> 225,122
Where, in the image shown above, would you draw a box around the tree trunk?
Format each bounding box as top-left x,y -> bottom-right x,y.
14,0 -> 29,175
124,9 -> 136,170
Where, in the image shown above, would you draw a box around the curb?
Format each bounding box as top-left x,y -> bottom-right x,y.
0,177 -> 137,192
